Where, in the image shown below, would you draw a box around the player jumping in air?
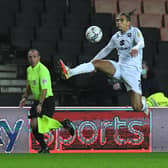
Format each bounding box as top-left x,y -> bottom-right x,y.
59,10 -> 148,115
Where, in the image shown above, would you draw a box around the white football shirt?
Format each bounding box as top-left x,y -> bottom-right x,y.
93,26 -> 145,71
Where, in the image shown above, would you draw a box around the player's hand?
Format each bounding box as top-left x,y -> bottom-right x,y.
36,104 -> 42,114
130,49 -> 138,57
19,98 -> 26,108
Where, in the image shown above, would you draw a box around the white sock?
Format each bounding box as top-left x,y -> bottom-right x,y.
141,96 -> 147,111
69,62 -> 95,77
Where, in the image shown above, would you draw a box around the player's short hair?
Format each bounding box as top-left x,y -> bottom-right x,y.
28,49 -> 40,56
119,9 -> 136,21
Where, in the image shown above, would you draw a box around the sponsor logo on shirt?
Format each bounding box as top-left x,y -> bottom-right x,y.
127,33 -> 132,37
118,40 -> 131,51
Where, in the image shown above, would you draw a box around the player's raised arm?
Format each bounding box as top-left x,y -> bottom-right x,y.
91,36 -> 116,61
130,28 -> 145,57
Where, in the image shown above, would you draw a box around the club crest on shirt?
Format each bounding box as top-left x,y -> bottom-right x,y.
127,33 -> 132,37
42,79 -> 48,84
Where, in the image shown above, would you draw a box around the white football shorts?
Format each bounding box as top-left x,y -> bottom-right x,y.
109,60 -> 142,95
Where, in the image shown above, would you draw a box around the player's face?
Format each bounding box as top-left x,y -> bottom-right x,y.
28,51 -> 40,67
116,15 -> 131,32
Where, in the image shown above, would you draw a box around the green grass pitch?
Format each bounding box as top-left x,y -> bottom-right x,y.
0,153 -> 168,168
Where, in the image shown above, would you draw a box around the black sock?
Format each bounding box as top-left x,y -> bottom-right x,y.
32,129 -> 47,149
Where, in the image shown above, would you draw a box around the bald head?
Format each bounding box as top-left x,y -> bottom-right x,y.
27,49 -> 40,67
28,49 -> 40,56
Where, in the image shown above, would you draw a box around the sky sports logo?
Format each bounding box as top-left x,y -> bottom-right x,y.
30,110 -> 150,153
0,119 -> 24,153
0,109 -> 150,153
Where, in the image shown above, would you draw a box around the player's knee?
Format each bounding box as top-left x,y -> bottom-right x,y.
92,60 -> 102,69
132,103 -> 142,112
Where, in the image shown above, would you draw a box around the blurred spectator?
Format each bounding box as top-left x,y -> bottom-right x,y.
146,92 -> 168,107
141,60 -> 160,97
141,60 -> 168,107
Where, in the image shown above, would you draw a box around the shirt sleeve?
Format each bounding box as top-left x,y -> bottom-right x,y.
26,68 -> 31,86
92,35 -> 116,61
132,28 -> 145,50
39,68 -> 50,90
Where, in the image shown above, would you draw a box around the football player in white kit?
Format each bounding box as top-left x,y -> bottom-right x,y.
59,11 -> 148,115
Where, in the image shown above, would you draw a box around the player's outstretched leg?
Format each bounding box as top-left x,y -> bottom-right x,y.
61,119 -> 74,136
59,59 -> 95,79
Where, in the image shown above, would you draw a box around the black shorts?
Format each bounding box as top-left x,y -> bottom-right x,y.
29,96 -> 55,119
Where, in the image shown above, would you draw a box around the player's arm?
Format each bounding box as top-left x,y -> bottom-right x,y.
91,36 -> 116,61
23,83 -> 31,98
38,89 -> 47,106
19,83 -> 30,107
130,28 -> 145,57
36,69 -> 50,114
36,88 -> 47,114
36,89 -> 47,114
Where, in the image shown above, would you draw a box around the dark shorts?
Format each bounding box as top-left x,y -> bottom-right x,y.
29,96 -> 55,119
